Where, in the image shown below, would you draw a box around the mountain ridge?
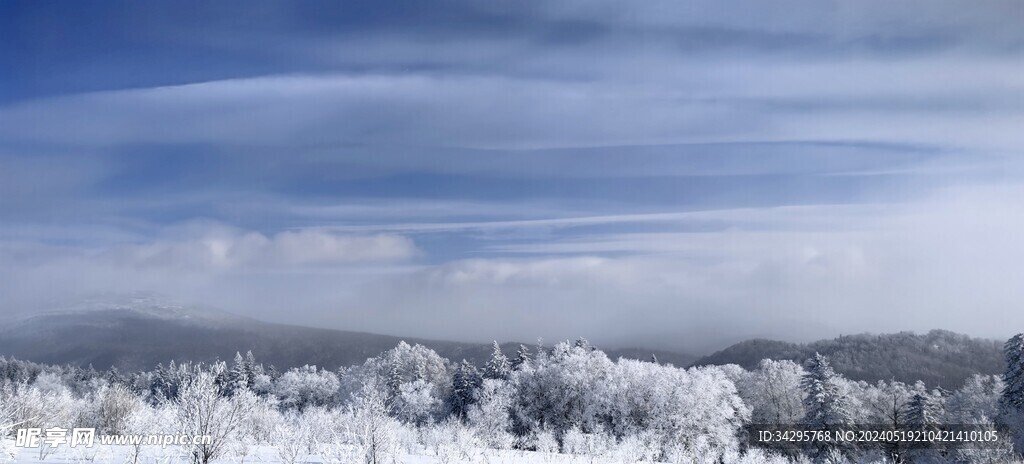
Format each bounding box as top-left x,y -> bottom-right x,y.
690,329 -> 1005,388
1,298 -> 1007,387
0,301 -> 699,372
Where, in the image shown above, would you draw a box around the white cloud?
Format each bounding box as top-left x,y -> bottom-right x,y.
1,185 -> 1022,352
3,0 -> 1024,350
2,54 -> 1023,153
96,228 -> 417,270
316,184 -> 1024,351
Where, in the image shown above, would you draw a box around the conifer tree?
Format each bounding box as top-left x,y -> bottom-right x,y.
483,341 -> 511,380
227,352 -> 249,394
449,359 -> 482,420
1000,333 -> 1024,451
905,387 -> 944,432
1002,334 -> 1024,411
151,363 -> 170,400
801,353 -> 853,428
211,361 -> 230,395
105,366 -> 124,386
801,353 -> 855,461
512,344 -> 531,371
244,350 -> 260,385
904,383 -> 948,462
385,360 -> 403,408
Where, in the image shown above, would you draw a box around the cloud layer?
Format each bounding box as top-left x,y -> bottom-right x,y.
2,1 -> 1023,352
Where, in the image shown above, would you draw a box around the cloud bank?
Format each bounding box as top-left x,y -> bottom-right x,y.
2,0 -> 1023,352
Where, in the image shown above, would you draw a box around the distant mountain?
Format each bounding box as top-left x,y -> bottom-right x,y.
601,347 -> 693,367
691,330 -> 1005,388
2,299 -> 999,387
0,297 -> 695,372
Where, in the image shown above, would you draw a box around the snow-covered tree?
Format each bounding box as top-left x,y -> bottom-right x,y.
273,411 -> 315,464
422,418 -> 482,464
320,409 -> 366,464
860,380 -> 911,429
150,363 -> 171,400
510,340 -> 613,436
801,353 -> 854,428
5,379 -> 81,433
338,341 -> 451,420
611,430 -> 661,463
176,371 -> 260,464
272,365 -> 340,411
244,351 -> 262,385
150,360 -> 197,402
351,381 -> 399,464
467,378 -> 515,449
947,374 -> 1002,425
530,427 -> 559,454
902,382 -> 947,464
392,378 -> 440,425
854,379 -> 914,462
0,384 -> 19,463
800,353 -> 856,462
739,359 -> 806,425
562,424 -> 615,458
947,376 -> 1016,464
376,342 -> 451,389
652,365 -> 750,462
448,359 -> 482,421
1000,333 -> 1024,451
511,342 -> 749,461
1003,334 -> 1024,410
227,352 -> 251,395
512,344 -> 532,371
904,382 -> 945,432
92,383 -> 142,435
385,360 -> 403,405
123,402 -> 177,464
483,341 -> 512,380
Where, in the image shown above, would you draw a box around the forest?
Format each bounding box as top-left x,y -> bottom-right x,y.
2,335 -> 1024,464
694,330 -> 1004,388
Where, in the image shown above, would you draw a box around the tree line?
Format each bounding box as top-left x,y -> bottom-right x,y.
2,335 -> 1024,463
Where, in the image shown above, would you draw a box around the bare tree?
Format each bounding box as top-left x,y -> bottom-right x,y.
352,381 -> 398,464
274,412 -> 314,464
176,371 -> 259,464
95,383 -> 142,435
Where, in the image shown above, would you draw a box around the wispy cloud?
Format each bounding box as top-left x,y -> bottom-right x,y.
1,0 -> 1022,349
3,61 -> 1023,151
99,229 -> 417,270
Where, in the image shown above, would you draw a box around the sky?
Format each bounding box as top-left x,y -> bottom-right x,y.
2,0 -> 1024,353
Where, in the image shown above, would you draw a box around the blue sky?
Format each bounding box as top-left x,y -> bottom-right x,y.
2,1 -> 1023,351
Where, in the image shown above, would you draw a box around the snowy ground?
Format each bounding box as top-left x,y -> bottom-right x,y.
3,440 -> 633,464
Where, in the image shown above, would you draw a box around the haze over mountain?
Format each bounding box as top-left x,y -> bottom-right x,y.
0,295 -> 1007,389
0,296 -> 698,372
